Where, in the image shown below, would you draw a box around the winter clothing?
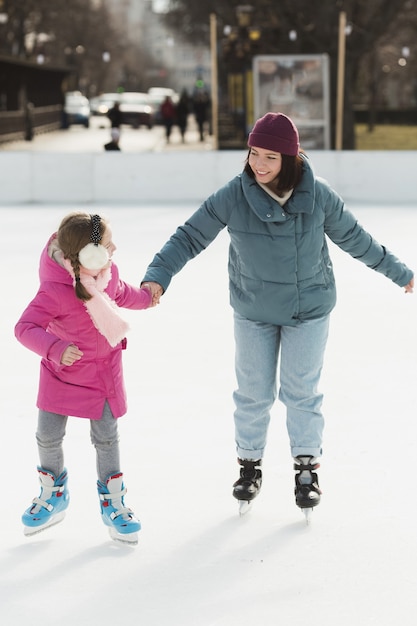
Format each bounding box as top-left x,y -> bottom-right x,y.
15,234 -> 152,419
104,128 -> 121,151
107,103 -> 122,128
160,96 -> 176,121
233,311 -> 329,460
160,96 -> 176,142
37,401 -> 121,483
97,472 -> 141,543
193,92 -> 210,142
62,257 -> 129,347
22,467 -> 70,535
110,128 -> 120,141
104,140 -> 121,151
143,155 -> 412,327
77,242 -> 109,270
248,112 -> 300,155
142,122 -> 413,511
176,91 -> 189,141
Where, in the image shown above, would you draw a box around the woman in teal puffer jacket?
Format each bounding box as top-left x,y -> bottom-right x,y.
142,112 -> 414,520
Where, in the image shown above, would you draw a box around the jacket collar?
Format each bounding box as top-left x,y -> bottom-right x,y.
285,153 -> 315,215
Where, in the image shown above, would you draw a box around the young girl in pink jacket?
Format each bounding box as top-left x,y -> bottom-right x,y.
15,212 -> 154,545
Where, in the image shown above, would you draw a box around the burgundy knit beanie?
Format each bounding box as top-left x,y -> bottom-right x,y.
248,112 -> 300,156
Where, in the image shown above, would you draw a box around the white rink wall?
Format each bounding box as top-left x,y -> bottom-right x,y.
1,150 -> 416,205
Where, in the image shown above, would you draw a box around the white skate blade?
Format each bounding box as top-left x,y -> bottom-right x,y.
238,500 -> 253,516
23,511 -> 66,536
302,507 -> 314,525
108,527 -> 139,546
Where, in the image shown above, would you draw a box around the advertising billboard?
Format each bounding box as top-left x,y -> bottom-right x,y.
253,54 -> 330,149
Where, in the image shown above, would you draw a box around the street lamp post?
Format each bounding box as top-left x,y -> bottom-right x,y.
210,13 -> 219,150
335,11 -> 347,150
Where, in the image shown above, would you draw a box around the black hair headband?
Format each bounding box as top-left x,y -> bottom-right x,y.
78,214 -> 109,271
90,214 -> 102,245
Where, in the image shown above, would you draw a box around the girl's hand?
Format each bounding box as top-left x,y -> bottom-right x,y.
142,282 -> 163,306
404,277 -> 414,294
61,344 -> 83,366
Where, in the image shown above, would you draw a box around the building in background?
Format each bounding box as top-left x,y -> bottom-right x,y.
105,0 -> 211,95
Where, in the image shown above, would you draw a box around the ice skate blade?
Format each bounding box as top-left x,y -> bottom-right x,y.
238,500 -> 253,516
108,528 -> 139,546
23,511 -> 66,536
302,507 -> 314,525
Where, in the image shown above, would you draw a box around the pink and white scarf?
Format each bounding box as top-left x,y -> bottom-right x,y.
63,259 -> 129,347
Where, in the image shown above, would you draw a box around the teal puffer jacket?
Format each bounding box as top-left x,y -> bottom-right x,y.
143,156 -> 413,326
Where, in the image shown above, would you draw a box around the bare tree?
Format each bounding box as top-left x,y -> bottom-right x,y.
0,0 -> 154,95
162,0 -> 415,147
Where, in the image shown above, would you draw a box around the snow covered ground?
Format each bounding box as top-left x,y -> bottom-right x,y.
2,201 -> 417,626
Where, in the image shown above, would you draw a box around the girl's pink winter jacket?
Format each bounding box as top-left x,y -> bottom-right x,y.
15,235 -> 152,419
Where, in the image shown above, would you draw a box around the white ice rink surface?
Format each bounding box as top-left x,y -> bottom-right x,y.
2,202 -> 417,626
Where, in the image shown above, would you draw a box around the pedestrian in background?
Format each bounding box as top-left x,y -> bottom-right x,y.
160,95 -> 176,143
176,89 -> 190,143
193,91 -> 210,141
107,101 -> 122,128
104,127 -> 121,151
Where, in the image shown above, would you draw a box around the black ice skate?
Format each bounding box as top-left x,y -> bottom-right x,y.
294,455 -> 321,524
233,458 -> 262,516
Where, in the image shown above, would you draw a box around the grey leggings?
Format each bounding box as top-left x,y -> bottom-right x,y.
36,401 -> 120,483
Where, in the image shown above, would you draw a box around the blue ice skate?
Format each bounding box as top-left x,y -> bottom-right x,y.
22,467 -> 69,536
97,473 -> 141,545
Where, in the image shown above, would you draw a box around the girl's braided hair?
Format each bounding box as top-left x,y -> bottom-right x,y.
57,211 -> 107,302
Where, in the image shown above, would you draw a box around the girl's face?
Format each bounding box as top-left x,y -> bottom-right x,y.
101,226 -> 116,266
248,146 -> 282,188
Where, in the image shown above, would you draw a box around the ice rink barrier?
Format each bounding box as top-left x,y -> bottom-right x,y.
0,150 -> 416,205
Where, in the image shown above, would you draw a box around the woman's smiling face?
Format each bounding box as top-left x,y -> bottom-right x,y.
248,146 -> 282,188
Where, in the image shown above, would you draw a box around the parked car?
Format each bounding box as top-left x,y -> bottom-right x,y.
118,92 -> 153,129
62,91 -> 90,128
90,93 -> 120,116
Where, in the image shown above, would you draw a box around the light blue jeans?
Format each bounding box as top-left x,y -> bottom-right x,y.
233,312 -> 330,460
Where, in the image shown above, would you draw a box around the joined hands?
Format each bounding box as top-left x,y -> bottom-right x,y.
142,282 -> 163,307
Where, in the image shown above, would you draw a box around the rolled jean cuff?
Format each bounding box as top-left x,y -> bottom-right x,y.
291,446 -> 322,458
236,446 -> 264,461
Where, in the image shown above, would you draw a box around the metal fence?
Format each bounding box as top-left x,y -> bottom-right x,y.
0,104 -> 63,143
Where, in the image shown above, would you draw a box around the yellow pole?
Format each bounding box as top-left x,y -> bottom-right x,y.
246,69 -> 253,130
336,11 -> 346,150
210,13 -> 219,150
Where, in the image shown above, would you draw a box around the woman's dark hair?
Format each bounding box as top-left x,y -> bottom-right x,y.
244,150 -> 304,196
57,211 -> 107,302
